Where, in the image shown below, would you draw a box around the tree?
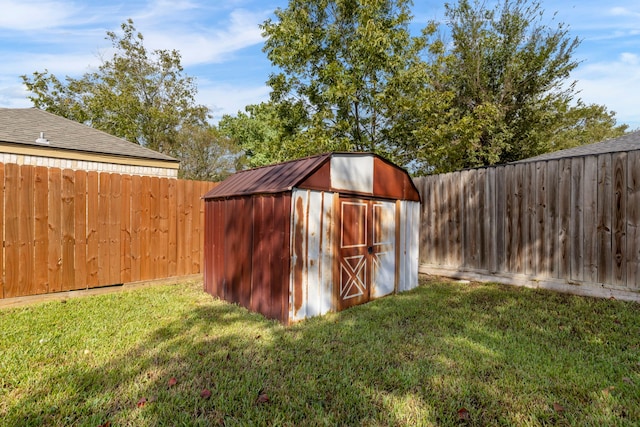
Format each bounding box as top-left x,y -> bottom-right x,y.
174,125 -> 246,181
218,101 -> 308,168
260,0 -> 433,160
22,19 -> 210,156
421,0 -> 627,171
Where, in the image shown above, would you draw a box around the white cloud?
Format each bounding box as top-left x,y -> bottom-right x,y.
0,0 -> 80,30
610,7 -> 640,18
573,53 -> 640,129
142,9 -> 267,66
197,82 -> 271,122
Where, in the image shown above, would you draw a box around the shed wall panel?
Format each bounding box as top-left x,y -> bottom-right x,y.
398,201 -> 420,292
251,195 -> 290,320
289,189 -> 334,323
331,155 -> 373,194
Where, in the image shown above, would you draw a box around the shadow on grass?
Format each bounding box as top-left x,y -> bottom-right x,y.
4,279 -> 640,426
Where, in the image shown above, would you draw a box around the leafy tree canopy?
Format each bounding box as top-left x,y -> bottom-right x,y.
224,0 -> 627,175
259,0 -> 433,160
419,0 -> 628,172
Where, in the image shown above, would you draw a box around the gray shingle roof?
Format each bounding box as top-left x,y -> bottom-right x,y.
513,131 -> 640,164
0,108 -> 178,163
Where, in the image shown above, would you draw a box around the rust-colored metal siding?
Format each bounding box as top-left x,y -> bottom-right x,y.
373,157 -> 420,202
203,194 -> 292,323
250,194 -> 291,322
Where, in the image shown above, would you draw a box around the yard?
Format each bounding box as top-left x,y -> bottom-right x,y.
1,277 -> 638,426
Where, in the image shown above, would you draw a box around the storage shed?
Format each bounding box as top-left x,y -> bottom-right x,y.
203,152 -> 421,324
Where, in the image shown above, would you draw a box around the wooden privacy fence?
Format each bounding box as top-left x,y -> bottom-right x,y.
0,162 -> 217,299
414,150 -> 640,299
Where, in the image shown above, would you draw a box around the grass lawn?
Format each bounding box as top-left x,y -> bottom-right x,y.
1,277 -> 638,426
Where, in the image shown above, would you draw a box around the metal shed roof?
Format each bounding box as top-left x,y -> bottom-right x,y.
513,130 -> 640,164
203,152 -> 421,201
204,153 -> 331,198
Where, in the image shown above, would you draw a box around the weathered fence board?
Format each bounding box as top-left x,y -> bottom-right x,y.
5,164 -> 20,298
0,163 -> 217,299
627,151 -> 640,290
416,149 -> 640,298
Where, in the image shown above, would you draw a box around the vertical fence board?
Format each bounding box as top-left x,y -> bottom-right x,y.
495,166 -> 506,272
86,172 -> 99,287
19,166 -> 35,295
460,171 -> 469,268
140,176 -> 151,281
597,154 -> 613,284
149,177 -> 160,280
4,164 -> 20,298
130,175 -> 142,282
453,173 -> 463,267
61,169 -> 75,291
486,168 -> 497,273
418,178 -> 430,264
612,153 -> 627,286
583,156 -> 598,283
477,168 -> 487,270
183,180 -> 195,274
443,174 -> 451,266
48,168 -> 62,293
108,174 -> 122,284
515,164 -> 525,274
176,179 -> 186,276
546,160 -> 559,278
98,173 -> 111,286
190,181 -> 201,274
157,178 -> 169,279
34,166 -> 49,294
74,170 -> 87,290
535,162 -> 547,277
467,170 -> 479,268
627,151 -> 640,290
570,158 -> 584,282
120,174 -> 132,283
505,165 -> 516,272
525,163 -> 536,276
168,178 -> 178,277
428,177 -> 437,265
558,159 -> 571,278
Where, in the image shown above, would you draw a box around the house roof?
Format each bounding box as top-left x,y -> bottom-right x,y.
0,108 -> 178,163
513,130 -> 640,164
204,153 -> 332,198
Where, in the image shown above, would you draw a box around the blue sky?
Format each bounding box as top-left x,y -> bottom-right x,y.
0,0 -> 638,129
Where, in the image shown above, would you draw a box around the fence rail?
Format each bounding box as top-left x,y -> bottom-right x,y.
0,163 -> 217,299
414,150 -> 640,297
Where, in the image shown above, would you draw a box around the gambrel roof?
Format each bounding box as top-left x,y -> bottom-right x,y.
204,152 -> 420,202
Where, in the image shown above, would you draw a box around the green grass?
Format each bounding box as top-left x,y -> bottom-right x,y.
1,277 -> 638,426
